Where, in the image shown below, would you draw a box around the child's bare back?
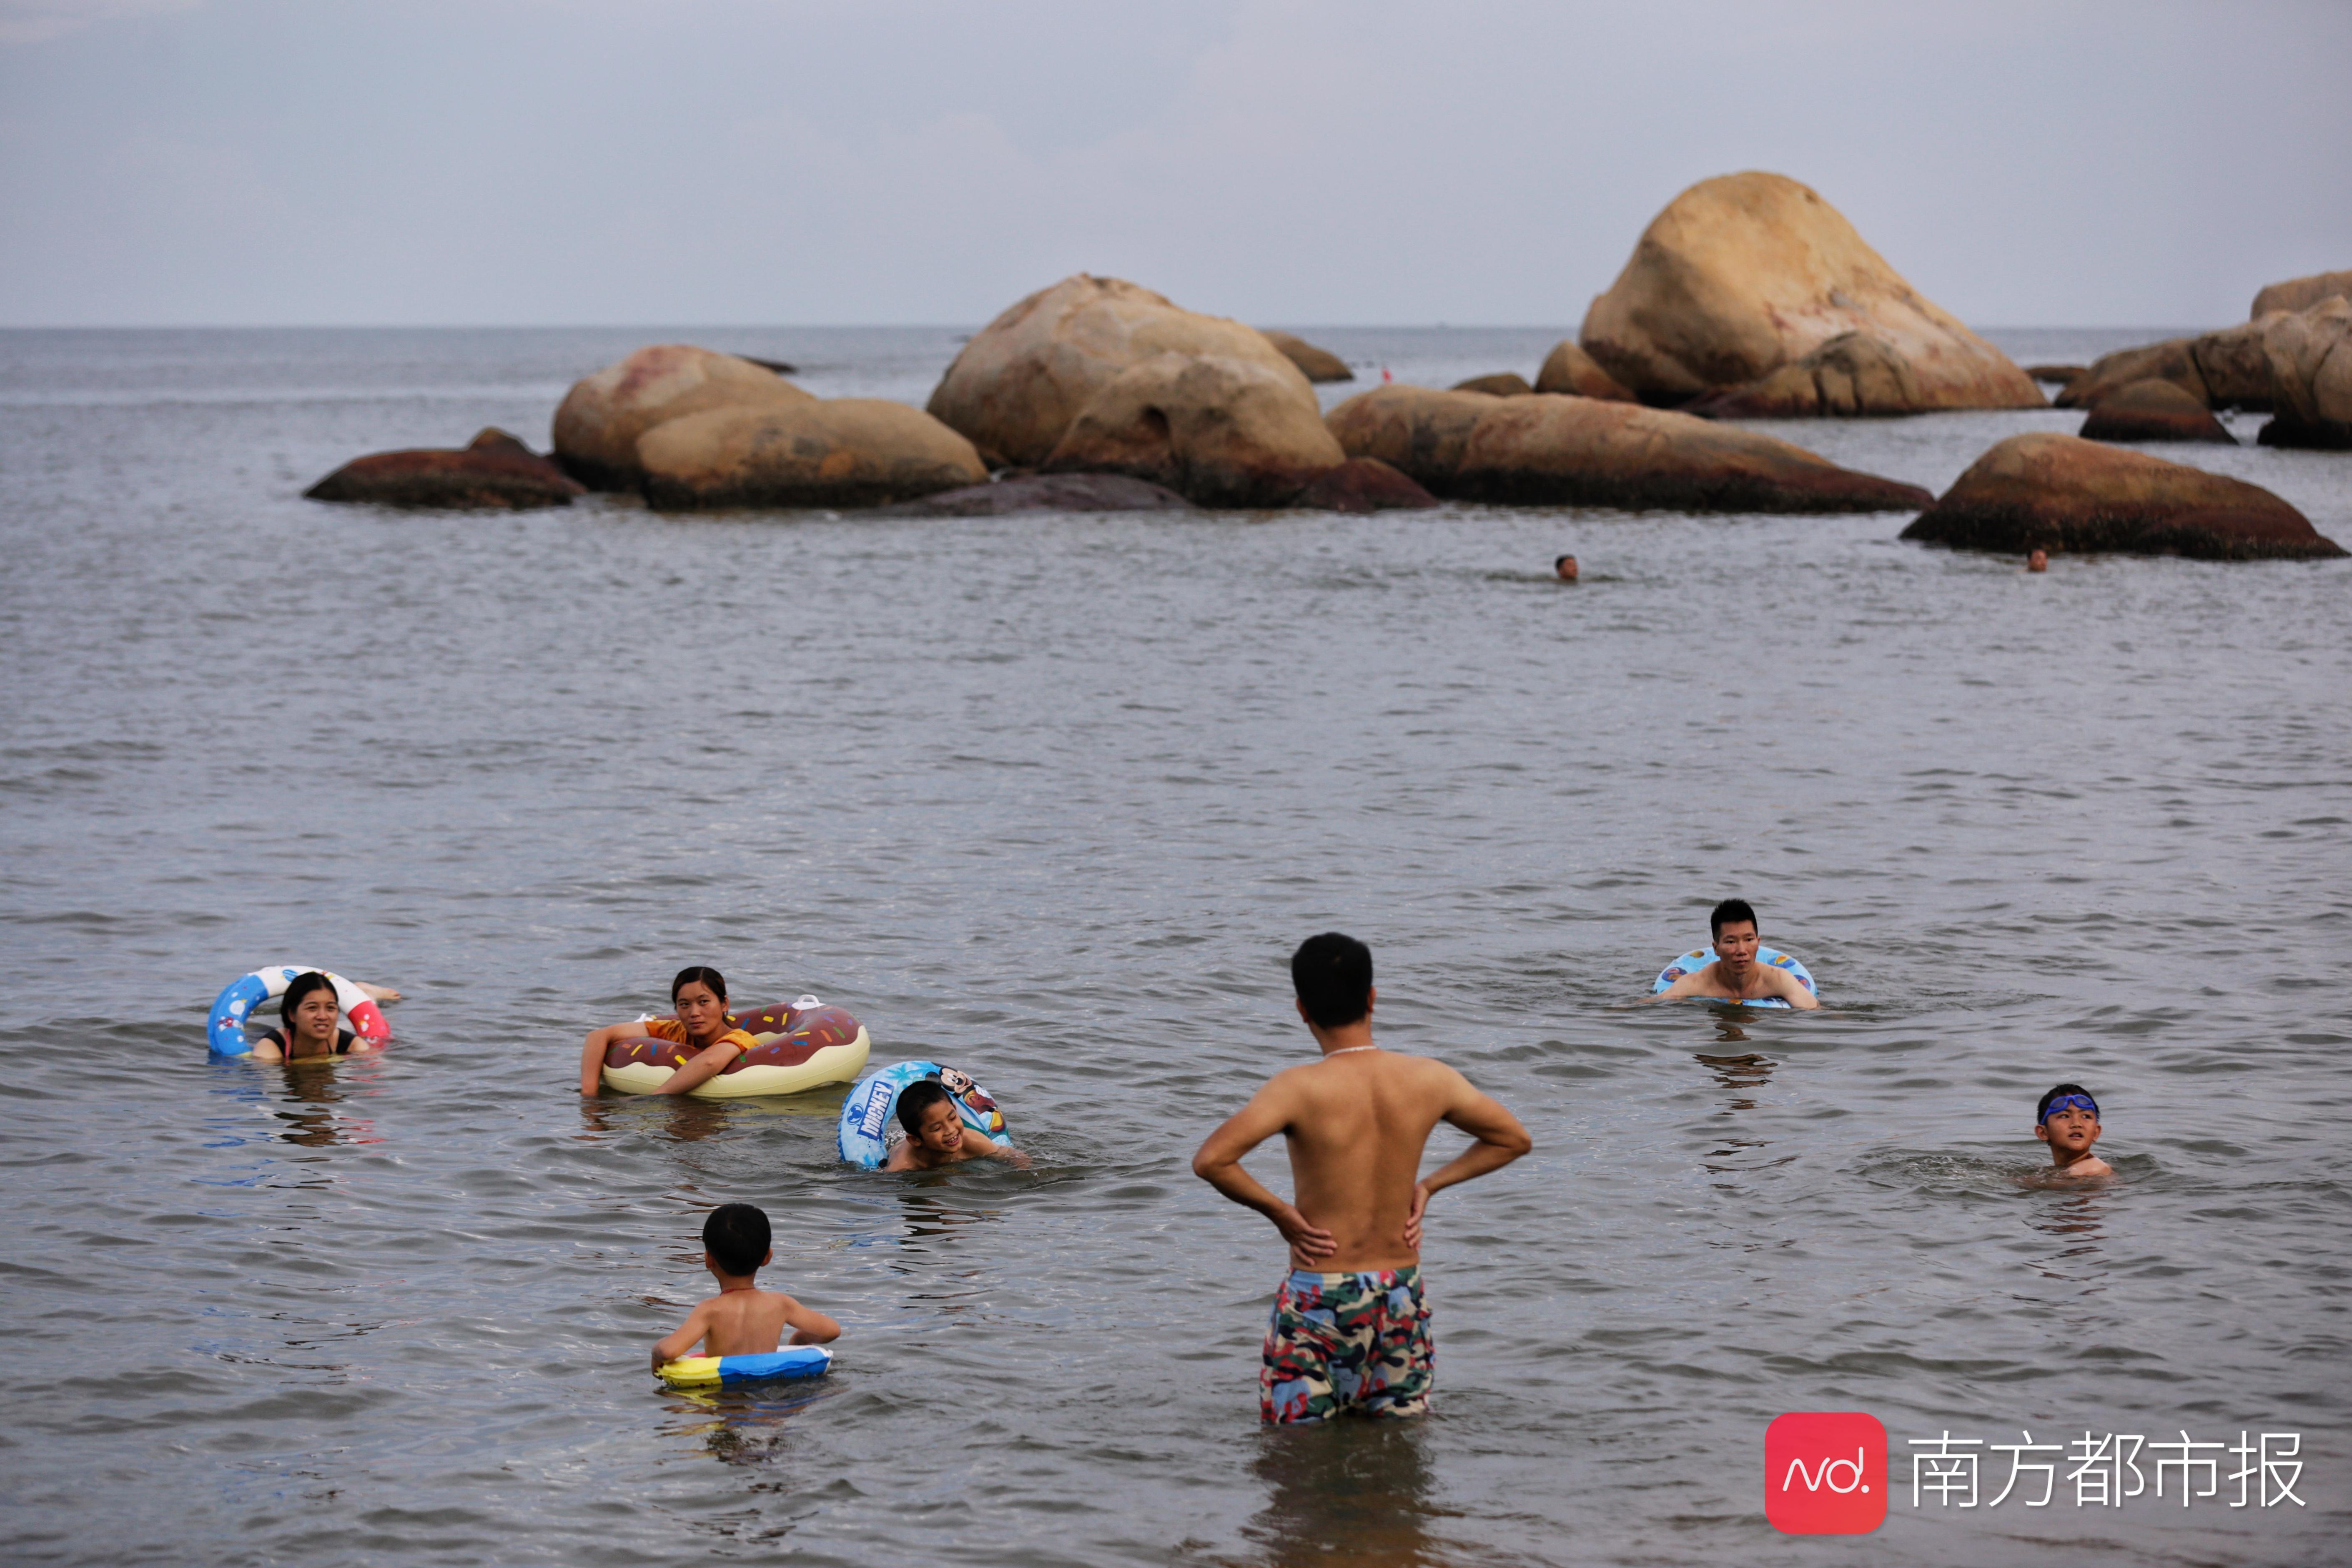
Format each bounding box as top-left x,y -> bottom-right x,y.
651,1203 -> 841,1372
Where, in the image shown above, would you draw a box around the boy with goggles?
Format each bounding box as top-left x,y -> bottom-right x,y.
2036,1083 -> 2113,1179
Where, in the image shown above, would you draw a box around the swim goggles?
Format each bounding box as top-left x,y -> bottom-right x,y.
2042,1092 -> 2099,1122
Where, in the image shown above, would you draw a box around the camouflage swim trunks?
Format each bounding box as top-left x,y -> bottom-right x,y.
1259,1266 -> 1433,1424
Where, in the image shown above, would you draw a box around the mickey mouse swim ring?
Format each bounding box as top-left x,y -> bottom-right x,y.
208,967 -> 389,1057
1650,947 -> 1817,1009
836,1061 -> 1010,1169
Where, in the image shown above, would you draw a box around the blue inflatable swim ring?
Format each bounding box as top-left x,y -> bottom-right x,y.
837,1060 -> 1010,1169
658,1345 -> 832,1388
1651,947 -> 1816,1009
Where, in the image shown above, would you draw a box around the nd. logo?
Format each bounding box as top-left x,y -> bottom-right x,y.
1765,1412 -> 1888,1534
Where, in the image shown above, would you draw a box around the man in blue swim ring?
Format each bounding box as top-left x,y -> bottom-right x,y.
1650,899 -> 1820,1009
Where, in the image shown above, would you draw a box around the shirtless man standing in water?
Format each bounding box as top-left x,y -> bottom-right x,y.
1648,897 -> 1821,1008
1192,933 -> 1531,1423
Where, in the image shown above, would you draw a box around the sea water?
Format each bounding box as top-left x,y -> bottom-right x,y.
0,326 -> 2346,1566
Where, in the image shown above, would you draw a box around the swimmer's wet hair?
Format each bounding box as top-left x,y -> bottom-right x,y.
280,969 -> 339,1020
2037,1083 -> 2099,1123
703,1202 -> 769,1276
1293,932 -> 1373,1029
1554,554 -> 1575,569
1710,898 -> 1758,939
897,1078 -> 954,1135
670,965 -> 728,1004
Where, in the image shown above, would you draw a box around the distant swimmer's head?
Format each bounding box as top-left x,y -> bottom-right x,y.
897,1079 -> 965,1154
2028,549 -> 2049,572
1709,898 -> 1760,967
1292,932 -> 1374,1030
280,970 -> 342,1046
1554,553 -> 1580,581
2036,1082 -> 2103,1162
670,965 -> 730,1031
702,1201 -> 771,1279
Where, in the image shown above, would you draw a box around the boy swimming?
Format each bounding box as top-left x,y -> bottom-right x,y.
2036,1083 -> 2114,1179
650,1203 -> 841,1372
883,1079 -> 1030,1170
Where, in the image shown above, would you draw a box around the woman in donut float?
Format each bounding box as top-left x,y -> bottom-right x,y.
208,966 -> 401,1060
579,966 -> 870,1098
1648,898 -> 1819,1010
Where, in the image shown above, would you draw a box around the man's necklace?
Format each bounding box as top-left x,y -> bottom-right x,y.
1323,1046 -> 1377,1057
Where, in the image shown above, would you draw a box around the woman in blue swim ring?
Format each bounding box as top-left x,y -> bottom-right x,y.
208,967 -> 400,1059
1649,899 -> 1819,1009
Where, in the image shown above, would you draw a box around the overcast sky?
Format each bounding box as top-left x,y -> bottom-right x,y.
3,0 -> 2347,329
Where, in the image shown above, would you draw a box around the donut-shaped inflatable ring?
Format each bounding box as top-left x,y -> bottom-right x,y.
658,1346 -> 832,1388
208,967 -> 389,1057
837,1061 -> 1009,1169
1651,947 -> 1816,1009
599,997 -> 870,1098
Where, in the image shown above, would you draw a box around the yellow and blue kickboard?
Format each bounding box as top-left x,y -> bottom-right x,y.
657,1346 -> 832,1388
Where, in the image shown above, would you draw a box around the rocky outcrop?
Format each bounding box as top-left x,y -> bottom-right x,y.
2078,380 -> 2235,444
1323,386 -> 1503,492
1260,330 -> 1353,383
2189,318 -> 2282,410
1041,352 -> 1346,508
2058,321 -> 2284,413
1450,395 -> 1932,512
868,473 -> 1191,517
305,428 -> 585,509
636,399 -> 986,510
1901,433 -> 2343,560
1685,332 -> 1924,418
2026,363 -> 2088,388
552,346 -> 812,489
1293,458 -> 1437,513
928,275 -> 1310,467
2054,338 -> 2207,409
1452,372 -> 1534,398
1533,340 -> 1638,401
2252,270 -> 2352,318
1578,171 -> 2044,411
2258,296 -> 2352,449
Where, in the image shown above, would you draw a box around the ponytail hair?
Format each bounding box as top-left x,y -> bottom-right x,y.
670,965 -> 728,1004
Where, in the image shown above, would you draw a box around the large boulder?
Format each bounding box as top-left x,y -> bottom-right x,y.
2077,380 -> 2234,445
2026,363 -> 2088,389
2258,296 -> 2352,449
1450,394 -> 1933,512
1453,372 -> 1535,397
1685,331 -> 1923,418
928,275 -> 1310,467
2252,270 -> 2352,318
1293,458 -> 1438,513
1041,352 -> 1346,508
1900,433 -> 2343,560
868,473 -> 1191,517
636,399 -> 987,510
1578,171 -> 2044,411
305,428 -> 584,509
1533,340 -> 1638,401
552,345 -> 812,489
1260,330 -> 1353,383
1323,386 -> 1502,492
